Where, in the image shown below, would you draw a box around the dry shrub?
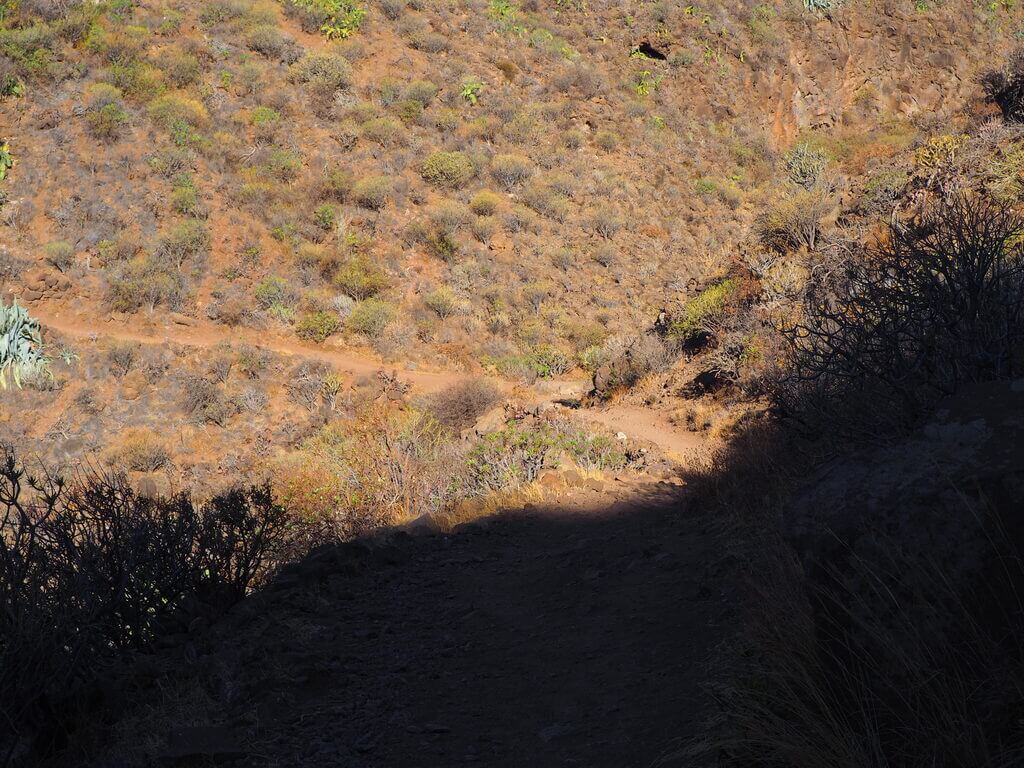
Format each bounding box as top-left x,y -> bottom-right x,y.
779,193 -> 1024,434
421,378 -> 500,432
755,188 -> 833,253
105,427 -> 171,472
0,449 -> 296,762
271,404 -> 464,537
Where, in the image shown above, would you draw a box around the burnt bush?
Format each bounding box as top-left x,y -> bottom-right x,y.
779,193 -> 1024,433
0,448 -> 297,763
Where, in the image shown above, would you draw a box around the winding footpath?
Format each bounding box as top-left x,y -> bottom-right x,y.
31,302 -> 708,461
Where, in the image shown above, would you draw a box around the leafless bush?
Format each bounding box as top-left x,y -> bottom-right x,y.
179,374 -> 236,425
755,188 -> 833,253
288,360 -> 324,412
421,379 -> 500,432
106,340 -> 139,378
0,448 -> 296,762
981,47 -> 1024,123
779,193 -> 1024,431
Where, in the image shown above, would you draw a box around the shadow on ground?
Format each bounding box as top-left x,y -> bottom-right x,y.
107,483 -> 731,768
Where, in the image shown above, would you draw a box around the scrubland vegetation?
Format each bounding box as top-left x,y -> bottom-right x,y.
5,0 -> 1024,764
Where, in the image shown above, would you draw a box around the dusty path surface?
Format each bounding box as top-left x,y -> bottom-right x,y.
141,480 -> 726,768
583,405 -> 710,465
31,302 -> 465,392
32,303 -> 708,461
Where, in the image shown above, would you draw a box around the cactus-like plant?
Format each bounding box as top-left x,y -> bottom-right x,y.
0,141 -> 11,181
0,299 -> 50,389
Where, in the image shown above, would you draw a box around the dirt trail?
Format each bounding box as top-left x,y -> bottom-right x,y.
583,405 -> 711,465
32,303 -> 464,392
139,480 -> 725,767
32,303 -> 706,461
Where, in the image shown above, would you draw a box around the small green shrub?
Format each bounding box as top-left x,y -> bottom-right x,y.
403,78 -> 437,106
296,310 -> 341,342
491,153 -> 533,189
421,151 -> 475,189
669,279 -> 737,345
346,298 -> 395,337
429,200 -> 471,232
594,130 -> 619,151
362,116 -> 404,146
332,256 -> 388,299
147,93 -> 209,130
424,286 -> 459,318
287,0 -> 367,39
43,241 -> 74,272
254,276 -> 296,308
106,255 -> 188,312
156,220 -> 209,268
351,175 -> 392,210
461,77 -> 484,104
469,190 -> 502,216
314,203 -> 336,231
784,142 -> 829,189
290,51 -> 352,92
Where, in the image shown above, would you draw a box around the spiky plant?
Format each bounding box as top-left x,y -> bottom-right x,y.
0,141 -> 12,181
0,300 -> 50,389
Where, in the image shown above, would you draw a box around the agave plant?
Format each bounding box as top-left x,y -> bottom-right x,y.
0,299 -> 50,389
0,140 -> 12,181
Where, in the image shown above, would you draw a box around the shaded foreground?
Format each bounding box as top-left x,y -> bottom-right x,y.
89,479 -> 726,767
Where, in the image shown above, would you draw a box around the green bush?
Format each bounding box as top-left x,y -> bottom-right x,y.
362,116 -> 404,146
84,83 -> 129,141
421,150 -> 475,189
87,101 -> 129,141
403,79 -> 437,106
784,142 -> 829,189
469,190 -> 502,216
332,255 -> 388,299
106,255 -> 188,312
467,418 -> 627,492
290,51 -> 352,90
346,298 -> 395,337
286,0 -> 366,39
156,220 -> 209,268
296,310 -> 341,342
351,175 -> 392,210
314,203 -> 336,231
147,93 -> 209,130
253,276 -> 296,308
424,286 -> 459,318
669,279 -> 737,345
250,106 -> 281,142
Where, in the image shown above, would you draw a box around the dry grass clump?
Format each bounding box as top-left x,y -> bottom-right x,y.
105,427 -> 171,471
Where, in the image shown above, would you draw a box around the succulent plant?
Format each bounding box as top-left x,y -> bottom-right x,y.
0,141 -> 12,181
0,299 -> 50,389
